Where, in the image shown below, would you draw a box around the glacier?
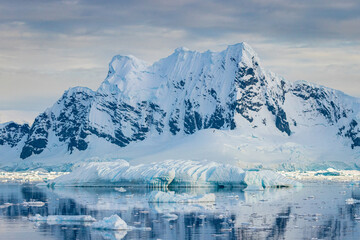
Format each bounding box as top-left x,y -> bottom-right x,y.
0,42 -> 359,171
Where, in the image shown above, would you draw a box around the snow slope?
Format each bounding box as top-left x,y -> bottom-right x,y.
0,42 -> 359,171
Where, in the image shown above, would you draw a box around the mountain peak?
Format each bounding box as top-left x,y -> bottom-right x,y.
174,46 -> 191,53
1,43 -> 359,170
108,55 -> 147,77
224,42 -> 259,67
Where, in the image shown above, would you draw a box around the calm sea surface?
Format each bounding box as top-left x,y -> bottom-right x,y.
0,182 -> 359,239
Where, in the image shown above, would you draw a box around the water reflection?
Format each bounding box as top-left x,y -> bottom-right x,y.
0,183 -> 359,239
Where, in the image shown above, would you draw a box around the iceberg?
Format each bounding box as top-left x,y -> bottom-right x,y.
50,159 -> 301,189
148,191 -> 215,203
91,215 -> 128,230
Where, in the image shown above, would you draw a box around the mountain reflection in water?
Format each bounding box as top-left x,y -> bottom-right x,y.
0,183 -> 360,239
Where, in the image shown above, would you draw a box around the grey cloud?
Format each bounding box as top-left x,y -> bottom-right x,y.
0,0 -> 359,42
0,0 -> 359,116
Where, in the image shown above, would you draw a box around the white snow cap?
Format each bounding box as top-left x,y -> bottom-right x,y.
107,55 -> 148,78
97,42 -> 259,100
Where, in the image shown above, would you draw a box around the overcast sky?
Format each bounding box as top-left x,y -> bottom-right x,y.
0,0 -> 359,123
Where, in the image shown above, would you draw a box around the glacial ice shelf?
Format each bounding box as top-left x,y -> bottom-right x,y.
49,160 -> 301,190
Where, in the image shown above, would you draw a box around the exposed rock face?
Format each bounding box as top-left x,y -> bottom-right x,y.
1,43 -> 359,160
0,122 -> 29,147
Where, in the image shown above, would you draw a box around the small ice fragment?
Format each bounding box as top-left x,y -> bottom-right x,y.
198,215 -> 206,219
22,201 -> 45,207
162,213 -> 178,220
137,227 -> 152,231
115,187 -> 126,192
241,222 -> 251,226
220,228 -> 232,232
91,215 -> 128,230
345,198 -> 360,205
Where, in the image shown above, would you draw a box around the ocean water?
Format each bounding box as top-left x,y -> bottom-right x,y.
0,182 -> 359,239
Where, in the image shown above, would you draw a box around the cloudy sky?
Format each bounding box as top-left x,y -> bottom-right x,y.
0,0 -> 359,123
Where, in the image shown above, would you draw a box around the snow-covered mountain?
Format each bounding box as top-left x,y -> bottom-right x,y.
1,43 -> 359,171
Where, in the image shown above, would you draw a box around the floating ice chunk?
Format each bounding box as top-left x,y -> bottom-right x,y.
115,187 -> 126,192
162,213 -> 178,220
22,201 -> 45,207
0,203 -> 13,208
29,214 -> 96,222
345,198 -> 360,205
148,191 -> 215,203
91,215 -> 128,230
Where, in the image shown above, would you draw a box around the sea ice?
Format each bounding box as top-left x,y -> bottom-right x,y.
0,170 -> 68,183
279,169 -> 360,182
